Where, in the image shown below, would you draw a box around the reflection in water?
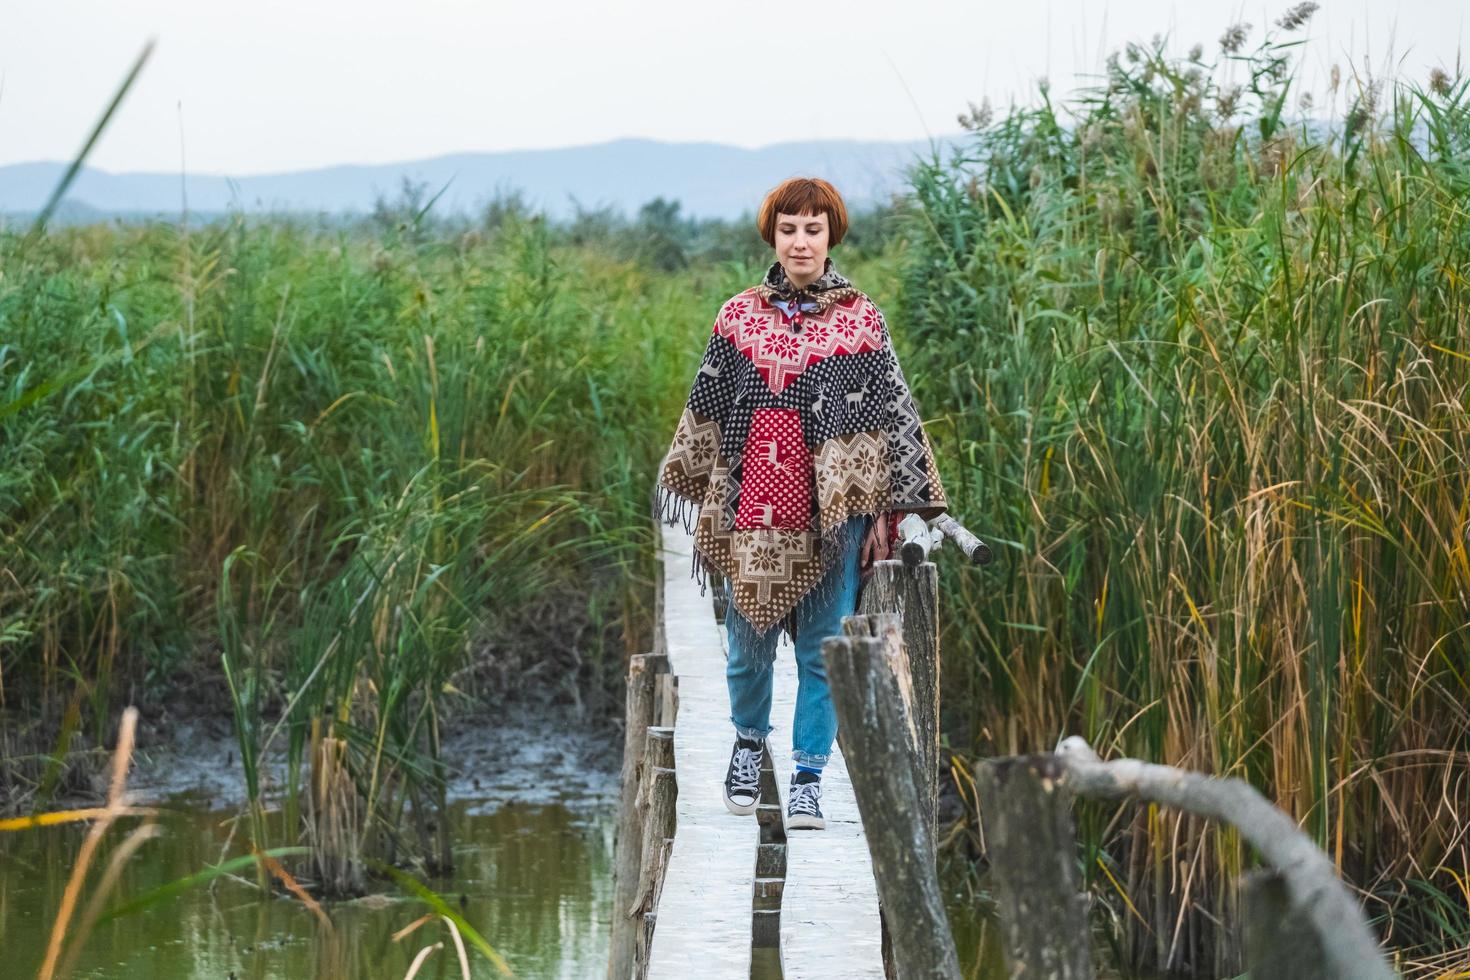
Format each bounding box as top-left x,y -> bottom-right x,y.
0,794 -> 1020,978
948,895 -> 1006,980
0,798 -> 614,980
750,944 -> 784,979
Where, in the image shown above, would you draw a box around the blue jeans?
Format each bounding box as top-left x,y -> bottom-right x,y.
726,516 -> 868,768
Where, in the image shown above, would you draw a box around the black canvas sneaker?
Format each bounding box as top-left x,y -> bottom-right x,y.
786,770 -> 825,830
722,736 -> 763,816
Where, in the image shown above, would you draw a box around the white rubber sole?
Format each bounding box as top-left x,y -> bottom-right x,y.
786,812 -> 826,831
722,787 -> 759,816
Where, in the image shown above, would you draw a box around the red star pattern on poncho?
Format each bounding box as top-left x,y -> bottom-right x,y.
735,409 -> 812,530
717,294 -> 884,395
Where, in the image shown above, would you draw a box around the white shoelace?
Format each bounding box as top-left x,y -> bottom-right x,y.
788,779 -> 822,816
729,747 -> 761,794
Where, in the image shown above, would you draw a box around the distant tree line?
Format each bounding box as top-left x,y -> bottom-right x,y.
366,176 -> 910,268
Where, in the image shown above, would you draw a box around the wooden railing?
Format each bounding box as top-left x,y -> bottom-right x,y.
607,651 -> 679,980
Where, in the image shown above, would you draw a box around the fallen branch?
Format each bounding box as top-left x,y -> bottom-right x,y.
1055,736 -> 1394,980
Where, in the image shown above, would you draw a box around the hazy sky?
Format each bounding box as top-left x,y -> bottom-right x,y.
2,1 -> 1465,175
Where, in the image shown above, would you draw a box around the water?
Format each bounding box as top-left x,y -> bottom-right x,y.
2,793 -> 1008,978
0,796 -> 614,979
946,881 -> 1007,979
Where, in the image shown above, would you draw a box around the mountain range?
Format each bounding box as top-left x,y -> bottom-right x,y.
0,135 -> 970,222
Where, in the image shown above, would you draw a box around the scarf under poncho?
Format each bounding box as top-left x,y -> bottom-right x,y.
654,259 -> 948,636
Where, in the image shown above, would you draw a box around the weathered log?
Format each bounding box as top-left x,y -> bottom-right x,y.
823,633 -> 962,980
852,564 -> 941,841
632,728 -> 677,915
844,602 -> 940,980
837,614 -> 911,980
896,512 -> 940,566
653,673 -> 678,728
1055,737 -> 1394,980
652,550 -> 668,661
632,912 -> 656,980
932,514 -> 992,565
974,755 -> 1094,980
608,654 -> 658,980
630,767 -> 677,916
842,612 -> 918,753
638,727 -> 676,809
630,727 -> 677,980
1243,869 -> 1332,980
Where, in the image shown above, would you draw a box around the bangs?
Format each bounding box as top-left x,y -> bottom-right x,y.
757,178 -> 850,247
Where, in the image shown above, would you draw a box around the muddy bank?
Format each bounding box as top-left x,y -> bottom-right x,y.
126,695 -> 622,813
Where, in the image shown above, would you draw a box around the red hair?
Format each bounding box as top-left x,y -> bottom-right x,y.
756,177 -> 850,247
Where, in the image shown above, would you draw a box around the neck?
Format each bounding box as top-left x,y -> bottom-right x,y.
782,259 -> 824,290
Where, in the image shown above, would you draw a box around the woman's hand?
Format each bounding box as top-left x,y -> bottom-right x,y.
860,512 -> 890,579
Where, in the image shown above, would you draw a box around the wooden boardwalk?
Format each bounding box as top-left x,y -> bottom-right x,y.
647,523 -> 883,979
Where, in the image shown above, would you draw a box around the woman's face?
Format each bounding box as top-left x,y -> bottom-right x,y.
774,211 -> 830,287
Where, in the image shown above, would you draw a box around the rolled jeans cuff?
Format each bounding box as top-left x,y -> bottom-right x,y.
790,749 -> 830,768
732,720 -> 772,742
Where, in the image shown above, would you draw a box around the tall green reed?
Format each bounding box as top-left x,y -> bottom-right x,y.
0,210 -> 729,882
900,11 -> 1470,975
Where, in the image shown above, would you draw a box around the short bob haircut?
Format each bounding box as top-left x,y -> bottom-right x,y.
756,177 -> 849,248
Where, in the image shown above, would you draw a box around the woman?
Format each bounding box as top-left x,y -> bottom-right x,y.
654,177 -> 947,830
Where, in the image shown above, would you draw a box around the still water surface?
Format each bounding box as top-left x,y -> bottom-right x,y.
1,797 -> 612,979
2,795 -> 1002,978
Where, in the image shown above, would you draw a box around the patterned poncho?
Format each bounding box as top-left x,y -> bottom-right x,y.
654,259 -> 948,636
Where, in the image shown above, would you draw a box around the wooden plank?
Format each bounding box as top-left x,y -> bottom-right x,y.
646,525 -> 755,980
770,630 -> 884,979
649,524 -> 886,979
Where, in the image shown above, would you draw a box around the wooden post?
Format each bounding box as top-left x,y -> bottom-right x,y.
631,726 -> 676,980
608,654 -> 658,980
654,673 -> 678,729
1242,870 -> 1332,980
823,633 -> 962,980
855,561 -> 941,839
974,755 -> 1094,980
854,563 -> 942,979
652,526 -> 668,662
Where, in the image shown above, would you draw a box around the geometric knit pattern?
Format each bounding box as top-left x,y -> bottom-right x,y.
655,262 -> 947,634
659,407 -> 722,501
814,430 -> 890,532
716,293 -> 884,395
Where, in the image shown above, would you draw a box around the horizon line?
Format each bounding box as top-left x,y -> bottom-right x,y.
0,132 -> 972,182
